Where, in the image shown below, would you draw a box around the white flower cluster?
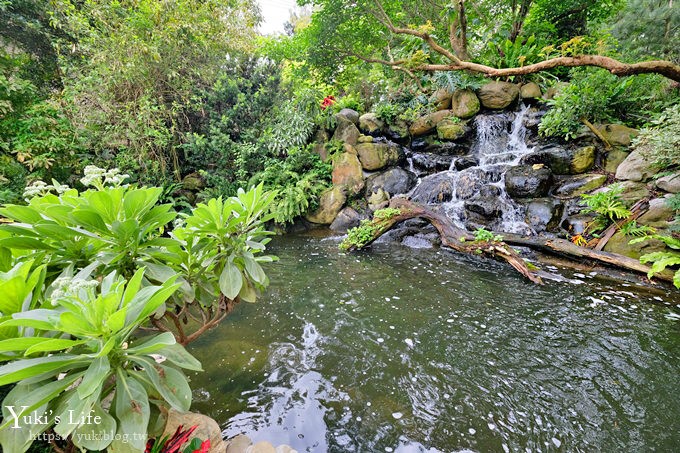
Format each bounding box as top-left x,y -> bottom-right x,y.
23,179 -> 71,200
80,165 -> 130,188
50,276 -> 99,303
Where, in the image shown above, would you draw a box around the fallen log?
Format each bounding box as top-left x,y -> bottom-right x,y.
340,198 -> 544,284
340,198 -> 674,285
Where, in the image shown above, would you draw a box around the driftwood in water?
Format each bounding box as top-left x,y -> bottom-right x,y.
342,198 -> 673,285
342,198 -> 544,284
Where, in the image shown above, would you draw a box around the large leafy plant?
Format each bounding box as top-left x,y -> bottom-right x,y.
0,265 -> 201,452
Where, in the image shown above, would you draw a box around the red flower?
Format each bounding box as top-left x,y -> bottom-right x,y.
320,95 -> 336,110
194,439 -> 211,453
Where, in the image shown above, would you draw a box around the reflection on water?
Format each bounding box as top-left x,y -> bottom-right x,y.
188,234 -> 680,452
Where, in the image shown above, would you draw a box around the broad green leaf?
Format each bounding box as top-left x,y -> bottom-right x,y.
78,356 -> 110,399
126,332 -> 176,355
25,338 -> 86,355
244,255 -> 266,285
156,343 -> 203,371
0,355 -> 85,386
110,374 -> 150,452
72,403 -> 117,451
131,357 -> 191,411
219,261 -> 243,300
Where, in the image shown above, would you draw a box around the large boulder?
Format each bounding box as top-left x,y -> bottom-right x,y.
520,82 -> 542,100
453,156 -> 479,171
464,185 -> 502,219
450,89 -> 480,119
520,145 -> 594,175
305,186 -> 346,224
616,181 -> 650,206
505,165 -> 553,198
637,198 -> 675,228
330,207 -> 365,233
554,174 -> 607,198
408,152 -> 453,175
387,118 -> 410,141
523,198 -> 563,232
615,149 -> 659,182
430,88 -> 452,110
359,113 -> 385,135
455,167 -> 486,200
163,410 -> 227,453
356,142 -> 402,171
603,230 -> 667,259
410,172 -> 455,204
656,173 -> 680,193
336,108 -> 360,125
365,167 -> 417,198
332,152 -> 364,195
604,148 -> 630,173
477,82 -> 519,109
596,124 -> 639,146
332,117 -> 360,145
409,110 -> 452,136
437,119 -> 470,141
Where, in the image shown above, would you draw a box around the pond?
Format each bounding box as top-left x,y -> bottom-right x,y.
189,233 -> 680,452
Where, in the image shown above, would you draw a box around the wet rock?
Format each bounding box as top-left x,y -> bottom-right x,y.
595,124 -> 639,146
656,173 -> 680,193
603,230 -> 667,259
409,152 -> 452,174
430,88 -> 452,110
638,198 -> 675,228
604,148 -> 630,173
450,89 -> 480,119
523,198 -> 564,232
227,435 -> 253,453
423,141 -> 470,155
615,149 -> 658,182
409,110 -> 452,136
356,142 -> 403,171
305,186 -> 346,224
554,174 -> 607,198
246,441 -> 276,453
561,215 -> 594,235
454,156 -> 479,171
520,145 -> 591,175
332,117 -> 361,145
571,146 -> 596,173
505,165 -> 553,198
455,167 -> 486,199
410,172 -> 455,204
477,81 -> 519,109
367,188 -> 390,211
365,167 -> 417,197
522,106 -> 547,130
330,207 -> 365,233
359,113 -> 385,135
437,119 -> 470,141
163,410 -> 227,453
520,82 -> 542,100
386,119 -> 410,142
402,234 -> 436,249
332,152 -> 364,195
464,185 -> 502,219
336,108 -> 359,125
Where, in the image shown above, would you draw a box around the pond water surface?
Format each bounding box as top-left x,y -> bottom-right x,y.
189,234 -> 680,452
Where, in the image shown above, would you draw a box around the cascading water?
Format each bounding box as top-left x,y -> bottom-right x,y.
416,104 -> 537,234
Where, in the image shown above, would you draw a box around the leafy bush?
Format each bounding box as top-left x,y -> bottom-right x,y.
473,228 -> 504,242
429,72 -> 485,92
485,35 -> 544,70
631,104 -> 680,171
630,234 -> 680,288
580,183 -> 631,232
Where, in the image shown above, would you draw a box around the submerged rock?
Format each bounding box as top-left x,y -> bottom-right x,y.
410,172 -> 455,204
477,81 -> 519,109
505,164 -> 553,198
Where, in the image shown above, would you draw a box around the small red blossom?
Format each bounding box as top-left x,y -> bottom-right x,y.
320,95 -> 336,110
193,439 -> 211,453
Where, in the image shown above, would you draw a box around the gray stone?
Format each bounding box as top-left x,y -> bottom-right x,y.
454,156 -> 479,171
227,435 -> 253,453
520,145 -> 594,175
656,173 -> 680,193
367,188 -> 389,211
450,89 -> 480,119
615,150 -> 658,182
554,174 -> 607,198
409,110 -> 453,136
520,82 -> 542,100
617,181 -> 650,206
605,148 -> 630,173
638,198 -> 675,227
365,167 -> 417,198
505,165 -> 553,198
561,215 -> 594,235
330,207 -> 365,233
430,88 -> 452,111
409,152 -> 453,175
387,119 -> 410,141
411,172 -> 455,204
359,113 -> 385,135
163,410 -> 227,453
477,82 -> 519,109
356,142 -> 403,171
603,230 -> 667,259
464,185 -> 503,219
524,198 -> 564,232
455,167 -> 486,200
332,117 -> 361,145
336,108 -> 360,125
305,186 -> 346,224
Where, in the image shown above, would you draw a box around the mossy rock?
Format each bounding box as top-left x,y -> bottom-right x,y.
477,81 -> 519,109
409,110 -> 452,136
450,89 -> 480,119
571,146 -> 596,174
305,186 -> 347,224
436,119 -> 469,141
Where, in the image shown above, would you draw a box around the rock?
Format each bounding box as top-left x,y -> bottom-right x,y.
638,198 -> 675,227
402,234 -> 435,248
543,82 -> 569,100
437,119 -> 469,141
163,410 -> 227,453
656,173 -> 680,193
182,172 -> 204,191
357,135 -> 373,143
311,143 -> 329,162
477,82 -> 519,109
571,146 -> 596,174
332,117 -> 361,145
455,167 -> 486,199
430,88 -> 452,110
330,207 -> 365,232
615,150 -> 658,182
305,186 -> 346,224
523,198 -> 564,232
615,180 -> 650,206
355,142 -> 402,171
227,435 -> 253,453
359,113 -> 385,135
367,188 -> 389,211
596,124 -> 639,146
409,110 -> 452,136
603,230 -> 667,259
464,185 -> 502,219
411,172 -> 455,204
604,148 -> 630,173
454,156 -> 479,171
450,89 -> 480,119
365,167 -> 417,197
520,145 -> 592,175
561,215 -> 594,235
505,165 -> 553,198
246,441 -> 276,453
386,119 -> 410,141
332,152 -> 364,195
336,108 -> 359,125
554,174 -> 607,197
408,152 -> 452,175
520,82 -> 542,100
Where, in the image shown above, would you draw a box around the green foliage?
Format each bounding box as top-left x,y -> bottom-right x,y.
473,228 -> 504,242
485,35 -> 544,69
429,72 -> 485,92
580,183 -> 631,232
620,220 -> 656,237
632,104 -> 680,171
630,234 -> 680,288
340,219 -> 379,251
612,0 -> 679,62
373,208 -> 401,220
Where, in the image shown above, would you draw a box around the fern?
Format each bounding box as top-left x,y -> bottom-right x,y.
580,184 -> 632,232
630,234 -> 680,288
620,220 -> 656,237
